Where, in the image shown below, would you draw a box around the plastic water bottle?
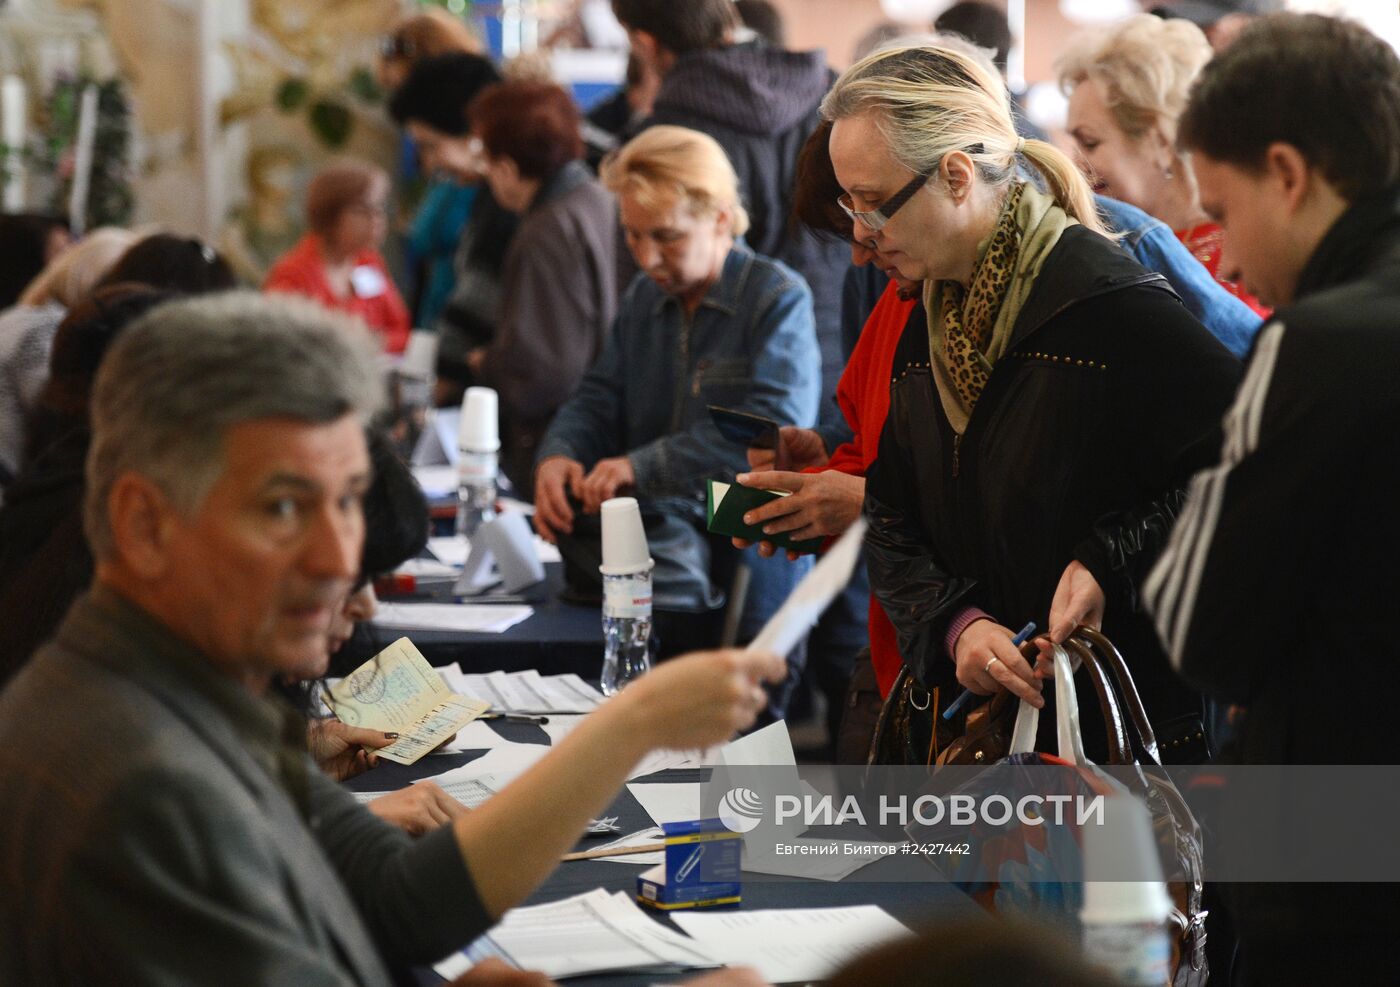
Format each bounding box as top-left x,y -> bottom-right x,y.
456,387 -> 499,538
1081,796 -> 1174,986
455,450 -> 497,538
601,568 -> 654,696
599,498 -> 654,695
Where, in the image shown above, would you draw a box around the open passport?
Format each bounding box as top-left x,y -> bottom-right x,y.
325,639 -> 488,765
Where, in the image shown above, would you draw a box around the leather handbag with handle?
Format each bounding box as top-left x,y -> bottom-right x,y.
875,629 -> 1208,986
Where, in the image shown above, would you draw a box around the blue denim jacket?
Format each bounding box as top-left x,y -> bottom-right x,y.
537,242 -> 820,497
1095,194 -> 1260,358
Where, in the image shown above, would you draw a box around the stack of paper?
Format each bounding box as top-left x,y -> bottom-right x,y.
324,639 -> 488,765
433,889 -> 718,981
671,906 -> 913,983
371,602 -> 533,634
436,667 -> 605,715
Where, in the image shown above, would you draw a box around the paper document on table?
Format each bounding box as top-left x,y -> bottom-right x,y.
628,782 -> 704,826
746,517 -> 867,659
671,905 -> 913,983
371,603 -> 533,634
395,557 -> 460,579
324,638 -> 488,764
740,839 -> 894,881
440,719 -> 528,752
427,744 -> 552,791
450,670 -> 604,714
426,536 -> 470,566
720,719 -> 796,767
433,889 -> 718,981
413,464 -> 458,498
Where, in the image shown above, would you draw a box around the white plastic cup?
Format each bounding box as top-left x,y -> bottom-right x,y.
1080,794 -> 1173,923
600,497 -> 653,575
458,386 -> 500,454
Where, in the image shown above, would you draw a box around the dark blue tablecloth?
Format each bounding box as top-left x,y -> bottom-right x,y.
349,732 -> 986,985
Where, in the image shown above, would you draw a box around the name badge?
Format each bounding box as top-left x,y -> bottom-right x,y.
351,264 -> 388,299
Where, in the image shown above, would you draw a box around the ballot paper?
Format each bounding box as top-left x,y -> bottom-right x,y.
671,906 -> 913,983
324,639 -> 488,765
439,668 -> 604,715
627,782 -> 704,826
746,517 -> 867,659
433,889 -> 718,981
351,776 -> 499,810
440,719 -> 529,752
394,557 -> 460,579
371,603 -> 533,634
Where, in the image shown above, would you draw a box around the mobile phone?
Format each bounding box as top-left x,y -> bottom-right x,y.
707,405 -> 787,469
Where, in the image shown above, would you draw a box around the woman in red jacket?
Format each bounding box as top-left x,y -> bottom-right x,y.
265,160 -> 411,354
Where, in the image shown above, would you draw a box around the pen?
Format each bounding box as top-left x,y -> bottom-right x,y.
479,712 -> 550,725
941,621 -> 1037,721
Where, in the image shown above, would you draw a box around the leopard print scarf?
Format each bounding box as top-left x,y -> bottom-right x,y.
926,181 -> 1075,434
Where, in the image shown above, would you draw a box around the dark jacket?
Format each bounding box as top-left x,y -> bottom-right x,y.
1147,189 -> 1400,766
866,225 -> 1241,759
0,586 -> 487,985
0,425 -> 90,687
476,162 -> 619,493
434,186 -> 518,385
645,43 -> 850,410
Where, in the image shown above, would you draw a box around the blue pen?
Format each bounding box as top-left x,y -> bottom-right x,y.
941,621 -> 1037,720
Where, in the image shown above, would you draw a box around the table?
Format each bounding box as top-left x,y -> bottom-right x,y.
348,727 -> 987,985
336,564 -> 604,677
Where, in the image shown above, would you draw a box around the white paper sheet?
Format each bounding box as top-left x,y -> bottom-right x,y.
371,603 -> 533,634
433,889 -> 717,981
413,464 -> 459,498
719,720 -> 797,767
740,840 -> 894,881
746,518 -> 867,659
439,719 -> 530,752
426,536 -> 471,566
627,782 -> 704,826
395,557 -> 461,579
671,905 -> 912,983
450,670 -> 603,714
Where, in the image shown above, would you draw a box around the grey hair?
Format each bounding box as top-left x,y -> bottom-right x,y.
84,291 -> 385,560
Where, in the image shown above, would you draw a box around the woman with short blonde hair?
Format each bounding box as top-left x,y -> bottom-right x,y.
378,7 -> 483,90
600,125 -> 751,239
536,125 -> 819,720
824,42 -> 1241,767
1058,14 -> 1268,315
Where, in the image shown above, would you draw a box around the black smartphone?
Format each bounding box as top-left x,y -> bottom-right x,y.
707,405 -> 787,469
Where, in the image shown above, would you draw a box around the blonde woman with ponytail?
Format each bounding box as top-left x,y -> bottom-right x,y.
828,43 -> 1241,763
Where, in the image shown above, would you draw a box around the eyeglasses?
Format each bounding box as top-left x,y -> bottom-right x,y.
837,171 -> 931,235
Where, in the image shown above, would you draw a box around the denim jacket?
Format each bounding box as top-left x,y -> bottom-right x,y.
1095,194 -> 1260,358
536,242 -> 820,497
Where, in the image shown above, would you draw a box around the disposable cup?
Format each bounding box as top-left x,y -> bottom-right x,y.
458,386 -> 500,453
600,497 -> 653,575
1080,794 -> 1173,925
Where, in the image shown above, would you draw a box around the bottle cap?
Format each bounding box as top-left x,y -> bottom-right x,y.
599,497 -> 653,575
458,387 -> 500,453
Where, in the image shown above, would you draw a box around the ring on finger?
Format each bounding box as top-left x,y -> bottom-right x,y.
983,656 -> 1000,675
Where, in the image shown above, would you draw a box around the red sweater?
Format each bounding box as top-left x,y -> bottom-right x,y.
264,234 -> 411,354
1175,222 -> 1272,319
808,280 -> 917,698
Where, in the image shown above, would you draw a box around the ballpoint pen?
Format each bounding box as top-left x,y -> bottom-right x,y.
479,712 -> 550,724
941,620 -> 1037,721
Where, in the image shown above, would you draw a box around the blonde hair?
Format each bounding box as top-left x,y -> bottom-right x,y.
19,227 -> 139,308
387,7 -> 483,61
1056,14 -> 1212,144
821,42 -> 1105,234
601,125 -> 751,237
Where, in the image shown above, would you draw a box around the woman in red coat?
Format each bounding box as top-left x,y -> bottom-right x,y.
265,160 -> 411,353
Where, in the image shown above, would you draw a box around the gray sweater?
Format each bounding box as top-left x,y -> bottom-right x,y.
0,586 -> 489,985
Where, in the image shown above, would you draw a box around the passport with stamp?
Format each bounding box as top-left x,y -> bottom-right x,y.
325,638 -> 488,764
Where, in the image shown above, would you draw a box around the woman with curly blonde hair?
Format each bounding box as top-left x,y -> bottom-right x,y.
1058,14 -> 1269,315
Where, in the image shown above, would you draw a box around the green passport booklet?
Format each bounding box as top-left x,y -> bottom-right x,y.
705,479 -> 824,555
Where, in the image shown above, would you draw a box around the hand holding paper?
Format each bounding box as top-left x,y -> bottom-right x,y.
325,638 -> 488,765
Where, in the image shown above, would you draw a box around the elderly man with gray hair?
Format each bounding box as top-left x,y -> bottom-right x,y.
0,292 -> 783,985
